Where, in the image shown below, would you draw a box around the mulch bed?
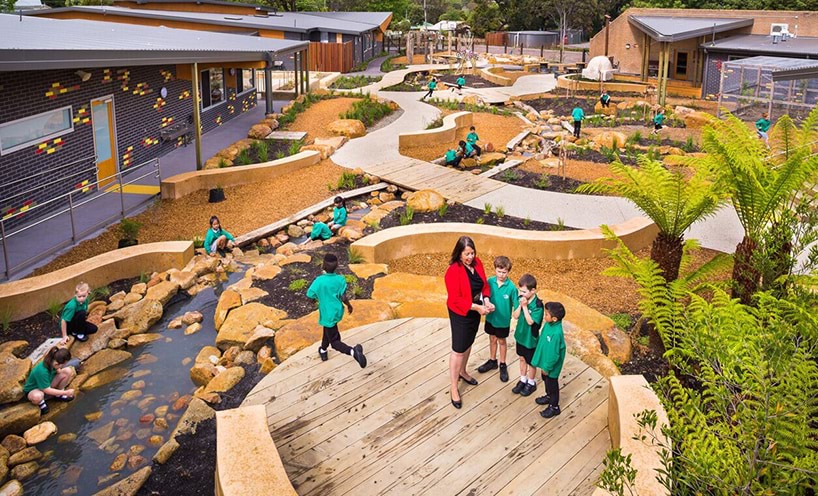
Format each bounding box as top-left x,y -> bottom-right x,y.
494,167 -> 588,193
377,203 -> 566,232
3,276 -> 138,357
434,73 -> 503,89
383,71 -> 502,92
524,96 -> 602,117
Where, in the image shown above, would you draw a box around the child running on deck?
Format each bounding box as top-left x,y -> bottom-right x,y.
532,301 -> 567,418
307,253 -> 367,368
477,256 -> 518,382
510,274 -> 544,397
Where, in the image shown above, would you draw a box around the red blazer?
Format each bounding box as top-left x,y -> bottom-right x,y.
445,257 -> 491,316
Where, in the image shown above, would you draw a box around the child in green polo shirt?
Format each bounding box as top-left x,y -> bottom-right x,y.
421,77 -> 437,101
511,274 -> 544,397
532,301 -> 566,418
600,89 -> 611,108
756,112 -> 771,145
60,281 -> 97,344
477,256 -> 518,382
24,347 -> 77,414
453,75 -> 466,95
652,108 -> 666,136
204,215 -> 235,256
571,106 -> 584,139
466,126 -> 481,157
445,148 -> 462,168
306,253 -> 367,368
310,196 -> 348,241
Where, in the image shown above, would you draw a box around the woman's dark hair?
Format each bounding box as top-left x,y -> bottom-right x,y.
44,347 -> 71,371
209,215 -> 220,227
334,196 -> 346,209
449,236 -> 476,265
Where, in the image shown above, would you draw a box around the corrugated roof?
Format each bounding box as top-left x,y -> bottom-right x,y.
702,34 -> 818,57
629,16 -> 753,42
33,6 -> 385,35
722,55 -> 818,81
0,14 -> 308,71
300,11 -> 392,27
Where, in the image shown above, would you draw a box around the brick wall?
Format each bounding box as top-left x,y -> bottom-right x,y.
0,64 -> 256,230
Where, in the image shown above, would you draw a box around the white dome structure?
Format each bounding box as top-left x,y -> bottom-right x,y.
582,56 -> 616,81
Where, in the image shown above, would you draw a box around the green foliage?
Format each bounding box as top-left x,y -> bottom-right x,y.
234,148 -> 252,166
218,158 -> 229,168
288,279 -> 308,291
343,274 -> 357,284
351,280 -> 364,298
475,217 -> 485,224
523,216 -> 531,226
252,140 -> 269,163
139,271 -> 150,284
608,313 -> 633,332
380,55 -> 407,73
347,247 -> 365,264
340,98 -> 394,127
469,0 -> 502,36
681,136 -> 696,153
46,300 -> 63,321
335,172 -> 357,190
193,236 -> 204,249
0,307 -> 10,333
425,116 -> 444,130
483,202 -> 492,215
554,217 -> 566,231
597,448 -> 636,496
494,205 -> 505,218
276,151 -> 286,160
120,218 -> 142,240
288,139 -> 303,157
428,97 -> 510,116
330,75 -> 382,89
535,173 -> 551,190
89,286 -> 110,303
399,206 -> 415,226
599,146 -> 618,162
626,131 -> 642,145
500,169 -> 519,182
437,202 -> 449,217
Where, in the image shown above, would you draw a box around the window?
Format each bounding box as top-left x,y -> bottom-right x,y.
0,106 -> 73,155
236,69 -> 256,93
200,68 -> 224,108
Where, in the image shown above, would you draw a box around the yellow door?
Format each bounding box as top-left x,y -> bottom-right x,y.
91,97 -> 117,188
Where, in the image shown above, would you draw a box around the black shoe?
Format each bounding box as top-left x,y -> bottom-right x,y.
459,374 -> 478,386
55,395 -> 75,402
353,345 -> 367,368
520,382 -> 536,397
535,394 -> 551,405
499,363 -> 509,382
71,333 -> 88,342
39,403 -> 49,415
511,380 -> 526,394
451,397 -> 462,409
477,359 -> 498,373
318,348 -> 328,362
540,405 -> 561,418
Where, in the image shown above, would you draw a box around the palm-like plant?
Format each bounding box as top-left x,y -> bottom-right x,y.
578,156 -> 723,282
673,107 -> 818,304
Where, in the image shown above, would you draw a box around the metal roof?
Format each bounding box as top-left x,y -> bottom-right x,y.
723,55 -> 818,82
114,0 -> 274,10
300,11 -> 392,28
629,15 -> 753,42
0,14 -> 308,71
702,34 -> 818,57
31,6 -> 386,35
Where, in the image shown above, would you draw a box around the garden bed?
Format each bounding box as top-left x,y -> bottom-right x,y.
228,139 -> 304,167
329,75 -> 382,90
493,167 -> 588,194
382,70 -> 502,92
376,203 -> 568,232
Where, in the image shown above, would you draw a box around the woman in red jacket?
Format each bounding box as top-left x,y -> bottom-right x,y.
445,236 -> 494,409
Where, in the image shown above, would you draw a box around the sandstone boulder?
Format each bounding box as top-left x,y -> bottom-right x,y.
127,334 -> 162,347
248,124 -> 272,140
92,466 -> 151,496
10,460 -> 37,481
0,403 -> 40,438
0,354 -> 31,405
594,101 -> 618,117
191,255 -> 220,277
71,319 -> 118,361
327,119 -> 366,138
0,480 -> 23,496
405,190 -> 445,213
339,227 -> 363,241
251,264 -> 282,282
184,323 -> 202,336
287,225 -> 305,238
216,303 -> 287,350
189,363 -> 216,388
313,136 -> 347,152
22,421 -> 57,445
349,264 -> 387,279
600,326 -> 633,364
371,272 -> 448,319
238,287 -> 268,305
462,94 -> 483,106
2,435 -> 25,454
8,446 -> 41,466
82,349 -> 132,378
111,298 -> 164,337
169,271 -> 196,291
200,366 -> 245,400
204,156 -> 232,169
144,281 -> 179,306
123,292 -> 142,305
171,398 -> 214,438
82,367 -> 129,390
214,290 -> 242,330
300,144 -> 334,160
243,325 -> 276,352
280,253 -> 310,266
477,152 -> 506,166
87,301 -> 107,325
0,342 -> 27,358
195,346 -> 221,365
681,110 -> 713,129
591,131 -> 628,149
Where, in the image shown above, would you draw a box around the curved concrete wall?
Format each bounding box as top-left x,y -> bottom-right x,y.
398,111 -> 473,149
351,217 -> 658,264
160,150 -> 321,200
480,67 -> 513,86
0,241 -> 194,321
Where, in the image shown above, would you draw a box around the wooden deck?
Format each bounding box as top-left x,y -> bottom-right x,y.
243,318 -> 610,495
366,158 -> 507,203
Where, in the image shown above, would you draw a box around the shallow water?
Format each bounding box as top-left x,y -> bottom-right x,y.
24,270 -> 244,496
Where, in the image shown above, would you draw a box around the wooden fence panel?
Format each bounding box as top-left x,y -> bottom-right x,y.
308,41 -> 354,73
485,32 -> 507,47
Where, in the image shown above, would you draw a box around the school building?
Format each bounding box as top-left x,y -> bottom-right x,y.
0,13 -> 307,233
589,8 -> 818,99
27,0 -> 393,73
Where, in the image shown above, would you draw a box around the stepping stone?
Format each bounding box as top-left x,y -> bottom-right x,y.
266,131 -> 307,141
26,338 -> 62,364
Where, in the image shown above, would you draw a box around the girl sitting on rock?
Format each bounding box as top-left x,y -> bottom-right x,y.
310,196 -> 348,241
24,347 -> 79,414
204,215 -> 235,256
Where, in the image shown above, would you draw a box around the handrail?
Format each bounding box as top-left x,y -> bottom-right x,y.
0,155 -> 96,192
1,165 -> 99,205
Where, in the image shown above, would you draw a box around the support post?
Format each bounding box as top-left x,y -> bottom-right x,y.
304,47 -> 310,94
191,62 -> 203,171
604,14 -> 611,57
768,80 -> 775,118
294,52 -> 300,96
0,221 -> 9,280
264,67 -> 273,114
717,59 -> 725,118
640,34 -> 649,82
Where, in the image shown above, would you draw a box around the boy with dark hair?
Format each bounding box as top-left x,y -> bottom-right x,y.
511,274 -> 544,397
532,301 -> 567,418
306,254 -> 367,368
478,256 -> 518,382
571,106 -> 584,139
466,126 -> 482,157
652,108 -> 666,136
600,89 -> 611,108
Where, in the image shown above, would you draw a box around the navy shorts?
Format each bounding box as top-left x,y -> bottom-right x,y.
485,322 -> 510,339
516,343 -> 535,365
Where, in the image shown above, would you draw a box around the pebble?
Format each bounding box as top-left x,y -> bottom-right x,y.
57,433 -> 77,443
109,453 -> 127,471
135,428 -> 151,440
115,431 -> 133,442
154,405 -> 169,417
62,487 -> 78,495
98,473 -> 120,486
115,418 -> 129,428
128,444 -> 145,456
121,390 -> 142,401
84,412 -> 103,422
132,380 -> 146,389
172,394 -> 192,411
153,418 -> 169,432
148,435 -> 164,447
111,408 -> 122,417
139,414 -> 155,424
132,369 -> 152,379
181,357 -> 192,366
127,455 -> 147,470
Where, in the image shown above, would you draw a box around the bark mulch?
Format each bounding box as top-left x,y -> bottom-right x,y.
287,97 -> 359,143
377,203 -> 564,232
435,73 -> 503,89
494,167 -> 588,193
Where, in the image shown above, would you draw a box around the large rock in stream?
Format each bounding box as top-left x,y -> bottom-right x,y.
110,298 -> 164,337
0,403 -> 40,438
0,353 -> 31,405
216,303 -> 287,350
92,466 -> 151,496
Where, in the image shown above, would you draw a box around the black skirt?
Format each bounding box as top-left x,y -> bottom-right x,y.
449,308 -> 481,353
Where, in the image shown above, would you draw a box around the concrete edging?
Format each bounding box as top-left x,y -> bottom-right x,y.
480,67 -> 513,86
351,217 -> 658,263
159,151 -> 321,200
0,241 -> 194,321
215,405 -> 297,496
398,111 -> 473,149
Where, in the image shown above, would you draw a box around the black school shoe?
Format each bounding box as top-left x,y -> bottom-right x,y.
540,405 -> 561,418
353,344 -> 367,368
39,403 -> 49,415
498,363 -> 509,382
520,382 -> 537,397
70,333 -> 88,342
511,380 -> 526,394
477,359 -> 498,373
535,394 -> 551,405
318,347 -> 328,362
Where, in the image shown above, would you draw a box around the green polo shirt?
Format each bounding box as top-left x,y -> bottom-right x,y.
513,296 -> 543,349
332,207 -> 347,226
485,276 -> 518,329
445,149 -> 458,162
531,320 -> 566,378
654,113 -> 666,125
466,131 -> 479,144
306,273 -> 347,328
23,361 -> 56,394
428,80 -> 437,90
572,107 -> 584,121
756,118 -> 771,133
61,297 -> 86,323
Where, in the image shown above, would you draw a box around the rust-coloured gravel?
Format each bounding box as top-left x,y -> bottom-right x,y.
288,97 -> 358,143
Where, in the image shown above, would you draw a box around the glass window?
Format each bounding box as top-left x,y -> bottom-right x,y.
242,69 -> 255,92
0,106 -> 73,155
201,68 -> 224,108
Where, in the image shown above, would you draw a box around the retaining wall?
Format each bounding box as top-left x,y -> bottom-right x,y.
480,67 -> 513,86
398,111 -> 473,149
159,151 -> 321,200
351,217 -> 658,263
0,241 -> 194,321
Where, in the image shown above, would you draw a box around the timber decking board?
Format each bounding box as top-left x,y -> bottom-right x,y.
242,318 -> 610,495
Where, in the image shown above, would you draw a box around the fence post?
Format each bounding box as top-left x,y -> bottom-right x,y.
540,45 -> 544,58
118,170 -> 126,217
0,221 -> 9,280
68,192 -> 76,242
504,41 -> 507,54
485,39 -> 488,54
520,42 -> 524,55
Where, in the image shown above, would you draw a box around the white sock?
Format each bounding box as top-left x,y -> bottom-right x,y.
520,375 -> 527,383
527,377 -> 536,385
349,349 -> 355,356
319,348 -> 326,353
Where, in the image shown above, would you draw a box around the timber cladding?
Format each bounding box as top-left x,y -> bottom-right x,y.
307,41 -> 354,73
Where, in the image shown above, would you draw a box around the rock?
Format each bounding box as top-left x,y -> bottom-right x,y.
0,480 -> 23,496
582,353 -> 620,378
0,353 -> 31,405
8,446 -> 41,466
195,346 -> 221,365
83,367 -> 128,390
189,363 -> 216,387
252,264 -> 282,282
248,124 -> 272,140
23,422 -> 57,445
111,299 -> 164,337
84,411 -> 103,422
257,346 -> 272,362
167,317 -> 183,329
0,342 -> 27,358
234,350 -> 256,365
127,333 -> 162,347
110,453 -> 127,471
110,291 -> 127,301
144,281 -> 179,306
220,346 -> 241,366
92,466 -> 151,496
600,326 -> 632,364
0,404 -> 40,439
462,94 -> 483,105
680,110 -> 713,129
214,290 -> 242,331
371,272 -> 448,319
243,325 -> 276,352
201,366 -> 244,398
2,436 -> 25,457
87,301 -> 107,325
216,303 -> 287,350
130,283 -> 147,295
300,143 -> 334,160
172,395 -> 192,412
238,287 -> 268,305
280,253 -> 310,266
148,435 -> 164,447
121,389 -> 142,401
275,300 -> 394,361
180,311 -> 202,326
327,119 -> 366,138
184,323 -> 202,336
70,319 -> 119,361
106,299 -> 126,313
153,438 -> 179,464
286,225 -> 305,238
168,272 -> 196,291
594,101 -> 618,117
378,192 -> 396,203
275,242 -> 298,256
191,255 -> 220,277
405,190 -> 445,213
123,293 -> 142,305
563,320 -> 603,358
477,152 -> 507,166
260,357 -> 276,374
58,433 -> 77,443
153,418 -> 168,432
339,226 -> 363,241
314,136 -> 347,152
83,349 -> 132,378
10,461 -> 37,481
591,131 -> 628,149
172,398 -> 215,437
